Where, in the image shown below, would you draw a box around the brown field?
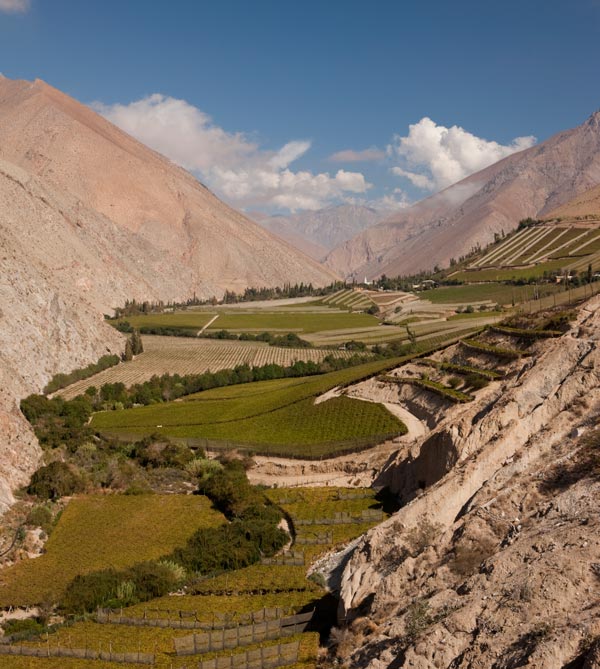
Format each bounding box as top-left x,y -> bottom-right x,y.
57,336 -> 356,399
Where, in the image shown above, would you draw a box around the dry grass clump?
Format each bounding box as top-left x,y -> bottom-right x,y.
449,536 -> 497,577
540,426 -> 600,492
405,519 -> 442,557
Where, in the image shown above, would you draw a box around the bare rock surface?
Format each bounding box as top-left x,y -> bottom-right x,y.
323,297 -> 600,668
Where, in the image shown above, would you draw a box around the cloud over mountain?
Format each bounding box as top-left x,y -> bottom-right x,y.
94,94 -> 370,212
388,117 -> 536,191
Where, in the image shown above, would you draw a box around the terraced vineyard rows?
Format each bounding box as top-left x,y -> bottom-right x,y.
0,496 -> 224,608
470,223 -> 600,270
58,337 -> 356,400
0,488 -> 385,669
205,310 -> 377,332
91,357 -> 415,456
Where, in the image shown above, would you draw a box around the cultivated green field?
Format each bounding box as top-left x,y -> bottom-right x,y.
92,359 -> 408,456
115,308 -> 377,334
451,260 -> 567,283
0,495 -> 224,607
57,336 -> 356,400
425,282 -> 563,305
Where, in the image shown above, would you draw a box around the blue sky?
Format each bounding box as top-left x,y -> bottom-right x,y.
1,0 -> 600,213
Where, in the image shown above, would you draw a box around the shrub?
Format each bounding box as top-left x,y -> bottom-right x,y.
132,436 -> 194,469
2,617 -> 46,640
185,458 -> 222,482
61,568 -> 122,613
60,560 -> 178,614
463,373 -> 489,390
26,505 -> 53,533
405,519 -> 441,557
115,579 -> 136,605
27,462 -> 85,500
157,559 -> 186,584
405,600 -> 431,640
202,459 -> 265,517
20,395 -> 93,451
126,560 -> 177,601
450,538 -> 496,576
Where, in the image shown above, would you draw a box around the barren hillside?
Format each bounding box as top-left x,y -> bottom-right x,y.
547,182 -> 600,220
326,111 -> 600,279
313,299 -> 600,668
0,76 -> 338,301
0,75 -> 338,510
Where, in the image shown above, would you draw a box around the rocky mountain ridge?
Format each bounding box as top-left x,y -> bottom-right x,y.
547,181 -> 600,220
325,111 -> 600,279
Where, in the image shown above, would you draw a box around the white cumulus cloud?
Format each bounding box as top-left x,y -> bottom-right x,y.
0,0 -> 30,13
388,117 -> 536,191
92,94 -> 370,212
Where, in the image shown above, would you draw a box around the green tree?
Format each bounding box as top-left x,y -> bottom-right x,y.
130,329 -> 144,355
122,338 -> 133,361
28,461 -> 85,500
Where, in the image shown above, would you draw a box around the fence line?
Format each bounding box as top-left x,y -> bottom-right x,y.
275,490 -> 373,504
260,550 -> 304,566
0,643 -> 154,664
514,279 -> 600,314
173,610 -> 313,656
180,639 -> 300,669
294,508 -> 384,526
96,606 -> 293,630
295,531 -> 333,545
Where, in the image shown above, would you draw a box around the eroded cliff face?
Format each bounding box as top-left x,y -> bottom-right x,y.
324,298 -> 600,668
0,159 -> 125,512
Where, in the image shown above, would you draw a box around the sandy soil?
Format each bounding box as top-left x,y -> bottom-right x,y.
246,439 -> 402,489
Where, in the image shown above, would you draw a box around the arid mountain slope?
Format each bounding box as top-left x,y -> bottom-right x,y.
0,76 -> 338,300
547,182 -> 600,219
0,75 -> 338,511
326,111 -> 600,279
314,298 -> 600,668
255,205 -> 385,261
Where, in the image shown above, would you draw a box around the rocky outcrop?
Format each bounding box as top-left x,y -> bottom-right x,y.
327,297 -> 600,667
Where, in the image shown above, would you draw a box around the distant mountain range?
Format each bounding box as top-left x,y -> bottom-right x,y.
325,111 -> 600,279
254,204 -> 386,261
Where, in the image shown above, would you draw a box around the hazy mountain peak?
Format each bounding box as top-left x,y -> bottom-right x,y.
254,203 -> 386,261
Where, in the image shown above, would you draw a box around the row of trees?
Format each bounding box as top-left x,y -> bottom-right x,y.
110,281 -> 348,318
84,354 -> 371,409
